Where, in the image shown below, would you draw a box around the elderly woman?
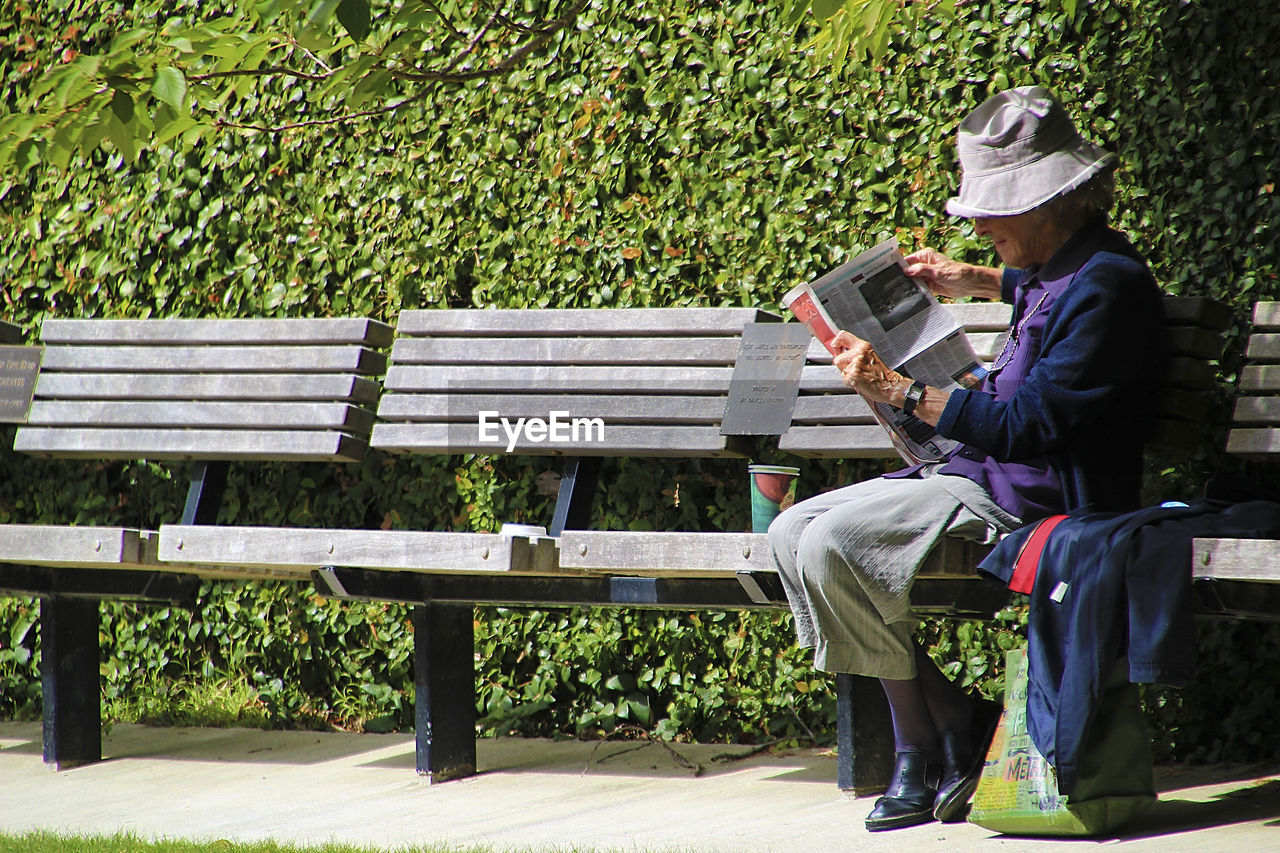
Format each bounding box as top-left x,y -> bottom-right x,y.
768,87 -> 1169,831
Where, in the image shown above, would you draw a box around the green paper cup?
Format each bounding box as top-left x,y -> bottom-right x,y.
748,464 -> 800,533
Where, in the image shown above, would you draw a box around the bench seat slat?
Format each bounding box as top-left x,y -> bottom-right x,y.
40,318 -> 393,347
40,345 -> 386,374
0,525 -> 147,568
32,373 -> 380,402
158,525 -> 558,574
391,337 -> 741,366
14,428 -> 367,462
394,307 -> 778,337
27,401 -> 374,431
1192,538 -> 1280,582
557,531 -> 991,579
371,423 -> 744,457
559,531 -> 772,576
385,365 -> 733,394
377,393 -> 728,424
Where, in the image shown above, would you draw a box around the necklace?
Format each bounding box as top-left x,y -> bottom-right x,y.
990,287 -> 1052,375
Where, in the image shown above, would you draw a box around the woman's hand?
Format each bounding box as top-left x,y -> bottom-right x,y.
903,247 -> 1003,300
830,330 -> 950,426
831,331 -> 907,406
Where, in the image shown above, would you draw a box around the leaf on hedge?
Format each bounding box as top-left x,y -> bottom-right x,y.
621,247 -> 641,259
105,112 -> 136,162
151,66 -> 187,109
337,0 -> 371,42
110,88 -> 134,124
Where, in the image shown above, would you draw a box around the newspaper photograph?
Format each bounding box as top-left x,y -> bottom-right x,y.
782,238 -> 988,465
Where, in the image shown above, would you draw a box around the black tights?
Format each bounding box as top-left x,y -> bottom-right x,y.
878,642 -> 977,757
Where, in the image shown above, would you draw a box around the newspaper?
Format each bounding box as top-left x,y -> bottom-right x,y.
782,238 -> 988,466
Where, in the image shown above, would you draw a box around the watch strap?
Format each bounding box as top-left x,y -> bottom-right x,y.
902,380 -> 927,417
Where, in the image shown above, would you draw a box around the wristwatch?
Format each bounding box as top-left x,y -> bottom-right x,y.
902,380 -> 927,417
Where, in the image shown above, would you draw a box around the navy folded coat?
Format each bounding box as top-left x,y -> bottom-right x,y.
979,499 -> 1280,797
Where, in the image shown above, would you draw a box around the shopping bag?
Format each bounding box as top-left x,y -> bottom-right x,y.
968,647 -> 1156,836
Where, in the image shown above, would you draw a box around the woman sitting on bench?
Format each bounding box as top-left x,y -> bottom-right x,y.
767,86 -> 1170,831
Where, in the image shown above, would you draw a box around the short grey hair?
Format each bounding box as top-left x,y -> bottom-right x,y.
1036,170 -> 1117,230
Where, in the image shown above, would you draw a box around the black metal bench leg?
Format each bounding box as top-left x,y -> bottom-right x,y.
836,673 -> 894,794
412,602 -> 477,782
40,596 -> 102,769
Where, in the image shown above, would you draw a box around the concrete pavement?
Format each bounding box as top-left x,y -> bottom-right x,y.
0,721 -> 1278,851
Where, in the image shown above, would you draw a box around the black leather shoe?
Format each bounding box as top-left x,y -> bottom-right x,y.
865,751 -> 940,832
933,698 -> 1002,822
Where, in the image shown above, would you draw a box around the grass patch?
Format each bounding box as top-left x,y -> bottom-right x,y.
0,832 -> 610,853
104,675 -> 336,732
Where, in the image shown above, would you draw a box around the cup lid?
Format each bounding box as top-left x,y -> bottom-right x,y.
747,464 -> 800,475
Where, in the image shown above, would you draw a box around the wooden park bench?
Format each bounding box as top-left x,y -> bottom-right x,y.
159,297 -> 1246,793
157,307 -> 779,782
5,298 -> 1256,796
0,316 -> 392,768
0,320 -> 21,344
1192,300 -> 1280,616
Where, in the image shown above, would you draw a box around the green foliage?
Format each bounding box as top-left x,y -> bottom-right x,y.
2,0 -> 1280,762
0,0 -> 591,176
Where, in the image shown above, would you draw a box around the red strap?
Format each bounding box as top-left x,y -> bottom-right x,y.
1008,514 -> 1069,594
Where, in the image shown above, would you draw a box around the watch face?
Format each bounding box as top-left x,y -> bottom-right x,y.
904,381 -> 925,415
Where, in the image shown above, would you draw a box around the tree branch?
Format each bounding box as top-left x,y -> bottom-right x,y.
201,0 -> 591,134
391,0 -> 589,83
213,88 -> 431,133
190,66 -> 333,83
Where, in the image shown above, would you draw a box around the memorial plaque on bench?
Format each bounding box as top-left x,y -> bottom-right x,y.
721,323 -> 809,435
0,345 -> 43,424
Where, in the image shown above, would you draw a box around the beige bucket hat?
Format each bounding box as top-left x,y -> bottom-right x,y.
946,86 -> 1118,218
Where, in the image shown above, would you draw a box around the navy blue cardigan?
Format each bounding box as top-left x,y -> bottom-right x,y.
936,221 -> 1170,516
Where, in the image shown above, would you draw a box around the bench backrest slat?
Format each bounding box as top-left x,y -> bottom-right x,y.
1228,301 -> 1280,457
377,393 -> 729,424
26,401 -> 374,432
0,320 -> 21,345
40,345 -> 384,374
394,307 -> 771,337
371,423 -> 745,457
391,337 -> 744,365
385,365 -> 735,394
372,308 -> 776,457
39,317 -> 393,346
30,373 -> 380,402
17,318 -> 391,463
14,427 -> 367,461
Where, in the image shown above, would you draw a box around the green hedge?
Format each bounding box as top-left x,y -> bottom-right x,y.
3,0 -> 1280,761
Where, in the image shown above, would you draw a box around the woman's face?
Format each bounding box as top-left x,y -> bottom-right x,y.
974,211 -> 1057,269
